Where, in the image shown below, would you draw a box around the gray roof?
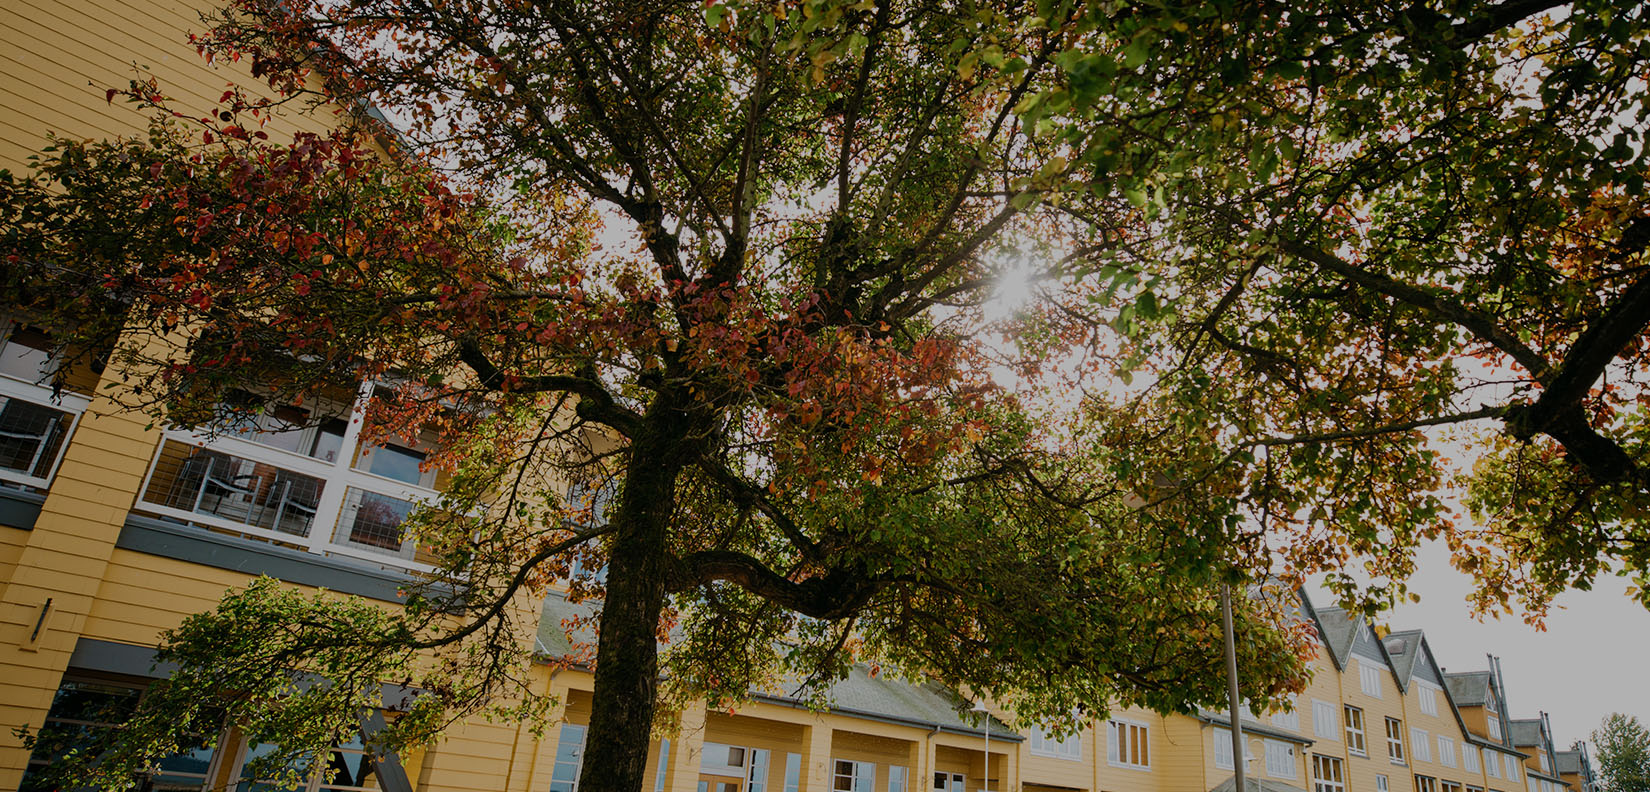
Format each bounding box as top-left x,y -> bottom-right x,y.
534,595 -> 1019,740
1210,778 -> 1310,792
1384,630 -> 1424,685
1314,607 -> 1359,668
1509,719 -> 1545,748
1445,671 -> 1493,706
1555,750 -> 1585,775
1196,711 -> 1313,745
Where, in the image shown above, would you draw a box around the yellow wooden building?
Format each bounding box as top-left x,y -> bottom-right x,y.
0,3 -> 1594,792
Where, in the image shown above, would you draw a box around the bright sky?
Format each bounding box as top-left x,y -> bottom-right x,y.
1315,540 -> 1650,751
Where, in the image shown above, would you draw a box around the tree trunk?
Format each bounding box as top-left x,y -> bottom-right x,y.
577,403 -> 693,792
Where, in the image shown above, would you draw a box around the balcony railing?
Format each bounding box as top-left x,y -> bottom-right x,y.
0,374 -> 89,491
133,383 -> 441,574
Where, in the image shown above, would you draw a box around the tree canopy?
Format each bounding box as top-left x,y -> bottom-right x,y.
1594,713 -> 1650,792
2,0 -> 1647,789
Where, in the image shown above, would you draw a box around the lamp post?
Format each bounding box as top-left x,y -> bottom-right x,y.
972,700 -> 990,792
1223,581 -> 1245,792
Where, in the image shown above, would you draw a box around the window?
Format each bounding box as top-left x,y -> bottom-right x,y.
1417,776 -> 1438,792
549,724 -> 587,792
1420,687 -> 1440,716
1378,776 -> 1390,792
1272,697 -> 1301,731
703,744 -> 750,777
888,767 -> 909,792
1029,725 -> 1082,761
1439,736 -> 1457,768
1345,706 -> 1368,755
1314,700 -> 1340,741
784,754 -> 803,792
1107,720 -> 1150,769
1505,756 -> 1519,780
1413,728 -> 1433,763
1313,756 -> 1346,792
1539,752 -> 1550,774
1442,783 -> 1464,792
833,760 -> 874,792
1386,718 -> 1407,764
747,749 -> 770,792
21,678 -> 215,792
933,772 -> 965,792
1489,716 -> 1503,741
1488,749 -> 1502,778
1214,728 -> 1235,770
1464,745 -> 1480,773
1468,786 -> 1485,792
1266,740 -> 1297,779
0,322 -> 90,491
655,739 -> 671,792
1361,662 -> 1384,698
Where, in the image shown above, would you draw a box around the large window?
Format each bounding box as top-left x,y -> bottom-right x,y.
784,754 -> 802,792
1214,727 -> 1243,771
1271,696 -> 1300,731
887,766 -> 909,792
1029,725 -> 1082,761
1464,744 -> 1481,773
1345,706 -> 1367,755
1107,720 -> 1150,769
1505,755 -> 1519,780
1314,700 -> 1340,741
1313,756 -> 1346,792
1439,736 -> 1457,768
1417,776 -> 1437,792
933,771 -> 964,792
833,760 -> 874,792
1386,718 -> 1407,764
1488,749 -> 1502,779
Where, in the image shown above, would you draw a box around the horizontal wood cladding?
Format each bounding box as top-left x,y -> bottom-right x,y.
0,0 -> 341,175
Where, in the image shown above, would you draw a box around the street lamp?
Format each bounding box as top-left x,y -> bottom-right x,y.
971,700 -> 990,792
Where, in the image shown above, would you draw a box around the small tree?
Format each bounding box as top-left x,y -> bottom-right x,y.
1595,714 -> 1650,792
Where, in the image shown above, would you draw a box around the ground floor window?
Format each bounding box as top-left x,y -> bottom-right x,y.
21,677 -> 215,792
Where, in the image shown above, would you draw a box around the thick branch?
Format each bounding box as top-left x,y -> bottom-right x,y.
454,340 -> 641,434
696,456 -> 823,562
669,551 -> 883,620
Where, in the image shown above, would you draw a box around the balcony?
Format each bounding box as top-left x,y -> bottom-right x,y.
132,383 -> 443,574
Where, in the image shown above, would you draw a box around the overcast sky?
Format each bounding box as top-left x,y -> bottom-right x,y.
1314,539 -> 1650,751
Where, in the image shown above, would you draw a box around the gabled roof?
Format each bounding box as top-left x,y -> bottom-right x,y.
534,594 -> 1020,740
1383,629 -> 1425,685
1445,671 -> 1494,706
1555,749 -> 1586,775
1314,607 -> 1360,668
1509,718 -> 1546,748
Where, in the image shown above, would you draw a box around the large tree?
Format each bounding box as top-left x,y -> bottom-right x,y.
4,0 -> 1649,788
3,0 -> 1311,790
1594,714 -> 1650,792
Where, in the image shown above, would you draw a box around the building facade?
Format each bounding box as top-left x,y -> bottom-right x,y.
0,3 -> 1602,792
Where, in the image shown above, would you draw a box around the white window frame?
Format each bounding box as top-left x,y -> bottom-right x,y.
1439,735 -> 1457,768
1314,699 -> 1340,741
1386,718 -> 1407,764
133,380 -> 442,572
1505,755 -> 1519,780
1377,776 -> 1390,792
832,759 -> 875,792
1271,696 -> 1301,732
1028,725 -> 1082,761
1345,706 -> 1368,755
1464,744 -> 1481,773
1488,749 -> 1503,779
1489,716 -> 1503,741
0,318 -> 92,491
1412,727 -> 1432,763
549,723 -> 587,792
1265,740 -> 1297,779
1107,719 -> 1150,770
1313,755 -> 1346,792
1417,776 -> 1438,792
933,771 -> 965,792
887,766 -> 909,792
